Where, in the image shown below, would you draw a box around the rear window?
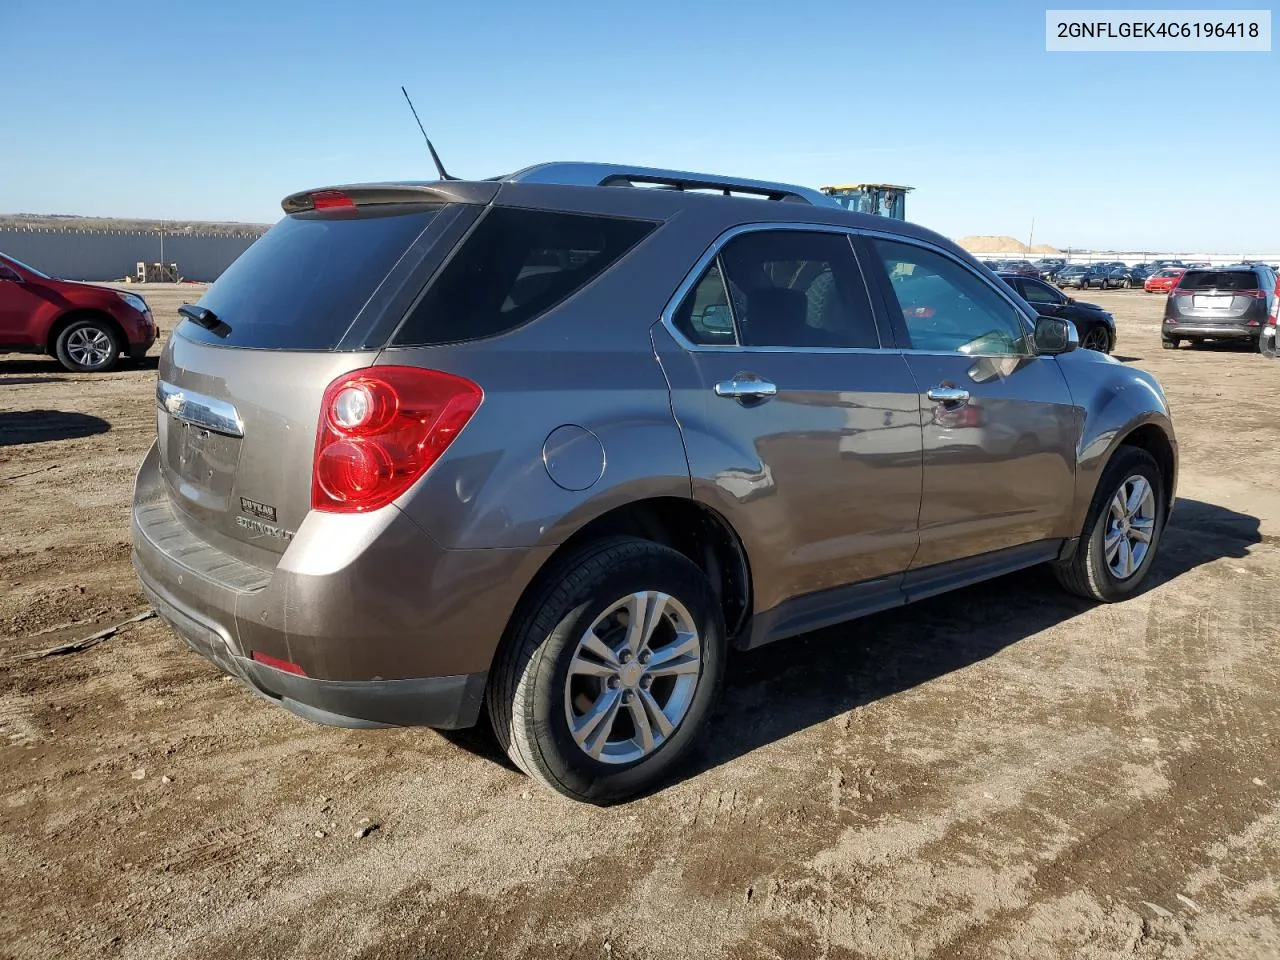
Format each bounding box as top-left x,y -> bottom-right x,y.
180,208 -> 438,350
1178,269 -> 1259,290
392,207 -> 656,346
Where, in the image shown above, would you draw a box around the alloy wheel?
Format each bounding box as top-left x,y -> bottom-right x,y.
1081,327 -> 1110,352
66,327 -> 114,368
1104,475 -> 1156,580
564,591 -> 702,765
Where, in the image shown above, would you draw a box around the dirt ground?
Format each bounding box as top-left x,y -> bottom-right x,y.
1,285 -> 1277,960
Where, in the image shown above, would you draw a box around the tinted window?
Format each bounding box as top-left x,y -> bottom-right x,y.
182,209 -> 438,350
715,231 -> 878,349
673,261 -> 735,345
873,238 -> 1030,355
1178,269 -> 1261,290
394,207 -> 656,345
1018,278 -> 1064,305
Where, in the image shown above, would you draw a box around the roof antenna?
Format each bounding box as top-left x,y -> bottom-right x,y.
400,85 -> 458,181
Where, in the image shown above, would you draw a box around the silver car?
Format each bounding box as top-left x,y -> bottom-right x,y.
132,162 -> 1178,803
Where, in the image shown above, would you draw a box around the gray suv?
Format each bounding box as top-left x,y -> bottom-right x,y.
131,162 -> 1178,803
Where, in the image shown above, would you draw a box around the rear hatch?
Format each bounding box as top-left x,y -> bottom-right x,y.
154,187 -> 486,563
1169,269 -> 1266,322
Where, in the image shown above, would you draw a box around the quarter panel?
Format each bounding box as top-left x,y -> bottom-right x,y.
387,339 -> 692,550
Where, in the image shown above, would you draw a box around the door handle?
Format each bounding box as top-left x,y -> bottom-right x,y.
926,385 -> 970,404
714,378 -> 777,402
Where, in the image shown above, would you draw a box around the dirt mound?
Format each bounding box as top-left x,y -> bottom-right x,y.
957,235 -> 1063,256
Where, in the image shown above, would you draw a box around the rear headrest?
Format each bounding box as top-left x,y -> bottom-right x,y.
742,287 -> 808,346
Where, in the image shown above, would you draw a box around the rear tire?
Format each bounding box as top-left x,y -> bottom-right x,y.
488,537 -> 726,804
1054,447 -> 1167,602
1161,338 -> 1180,350
54,317 -> 121,373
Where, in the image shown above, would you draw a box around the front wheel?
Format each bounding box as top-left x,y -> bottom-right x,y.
54,317 -> 121,373
1054,447 -> 1167,602
1080,326 -> 1112,353
488,537 -> 726,804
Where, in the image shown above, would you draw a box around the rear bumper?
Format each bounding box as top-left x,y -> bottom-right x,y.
1162,320 -> 1258,340
130,442 -> 553,729
135,563 -> 486,728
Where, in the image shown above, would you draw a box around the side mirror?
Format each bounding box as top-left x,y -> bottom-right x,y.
1035,316 -> 1078,355
0,266 -> 22,282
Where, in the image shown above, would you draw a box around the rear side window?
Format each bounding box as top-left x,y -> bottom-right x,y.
393,207 -> 656,345
716,230 -> 879,349
182,209 -> 438,350
1178,270 -> 1260,290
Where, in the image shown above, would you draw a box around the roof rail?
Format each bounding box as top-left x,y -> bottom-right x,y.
499,162 -> 838,207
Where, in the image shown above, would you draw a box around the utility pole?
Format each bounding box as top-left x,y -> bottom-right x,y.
1028,217 -> 1035,252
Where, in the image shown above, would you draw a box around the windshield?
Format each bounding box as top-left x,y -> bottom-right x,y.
1,253 -> 50,278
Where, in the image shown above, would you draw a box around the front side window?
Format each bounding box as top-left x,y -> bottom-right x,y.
872,238 -> 1030,355
716,230 -> 879,349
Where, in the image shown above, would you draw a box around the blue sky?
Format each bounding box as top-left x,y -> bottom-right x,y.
2,0 -> 1276,251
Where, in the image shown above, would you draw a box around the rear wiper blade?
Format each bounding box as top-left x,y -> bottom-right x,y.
179,304 -> 233,338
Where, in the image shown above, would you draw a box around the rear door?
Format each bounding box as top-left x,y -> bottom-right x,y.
655,226 -> 923,619
860,234 -> 1080,570
154,199 -> 480,564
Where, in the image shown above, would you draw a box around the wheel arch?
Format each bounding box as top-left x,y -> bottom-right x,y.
1114,422 -> 1176,510
507,496 -> 753,647
45,309 -> 125,355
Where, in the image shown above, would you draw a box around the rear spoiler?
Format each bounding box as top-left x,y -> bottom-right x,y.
281,181 -> 499,214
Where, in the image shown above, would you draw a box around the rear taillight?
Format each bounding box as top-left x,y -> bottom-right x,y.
1233,289 -> 1266,299
312,367 -> 483,513
1171,288 -> 1193,297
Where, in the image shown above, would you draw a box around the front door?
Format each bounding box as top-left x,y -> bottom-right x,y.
653,227 -> 923,618
0,270 -> 42,346
862,235 -> 1080,570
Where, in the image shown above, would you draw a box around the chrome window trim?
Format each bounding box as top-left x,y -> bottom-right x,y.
156,381 -> 244,438
659,221 -> 887,354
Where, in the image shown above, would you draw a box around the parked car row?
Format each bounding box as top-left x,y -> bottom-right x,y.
1054,264 -> 1143,290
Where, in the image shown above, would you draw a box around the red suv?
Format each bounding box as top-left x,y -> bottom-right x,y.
0,252 -> 157,371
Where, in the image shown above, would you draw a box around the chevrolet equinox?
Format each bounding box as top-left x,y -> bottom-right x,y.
131,162 -> 1178,803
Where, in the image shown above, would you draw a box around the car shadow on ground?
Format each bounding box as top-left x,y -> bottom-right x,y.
0,410 -> 111,447
446,497 -> 1264,793
0,356 -> 158,383
1179,340 -> 1261,354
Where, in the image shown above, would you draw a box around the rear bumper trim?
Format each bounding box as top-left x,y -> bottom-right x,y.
1162,322 -> 1257,339
135,556 -> 487,729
